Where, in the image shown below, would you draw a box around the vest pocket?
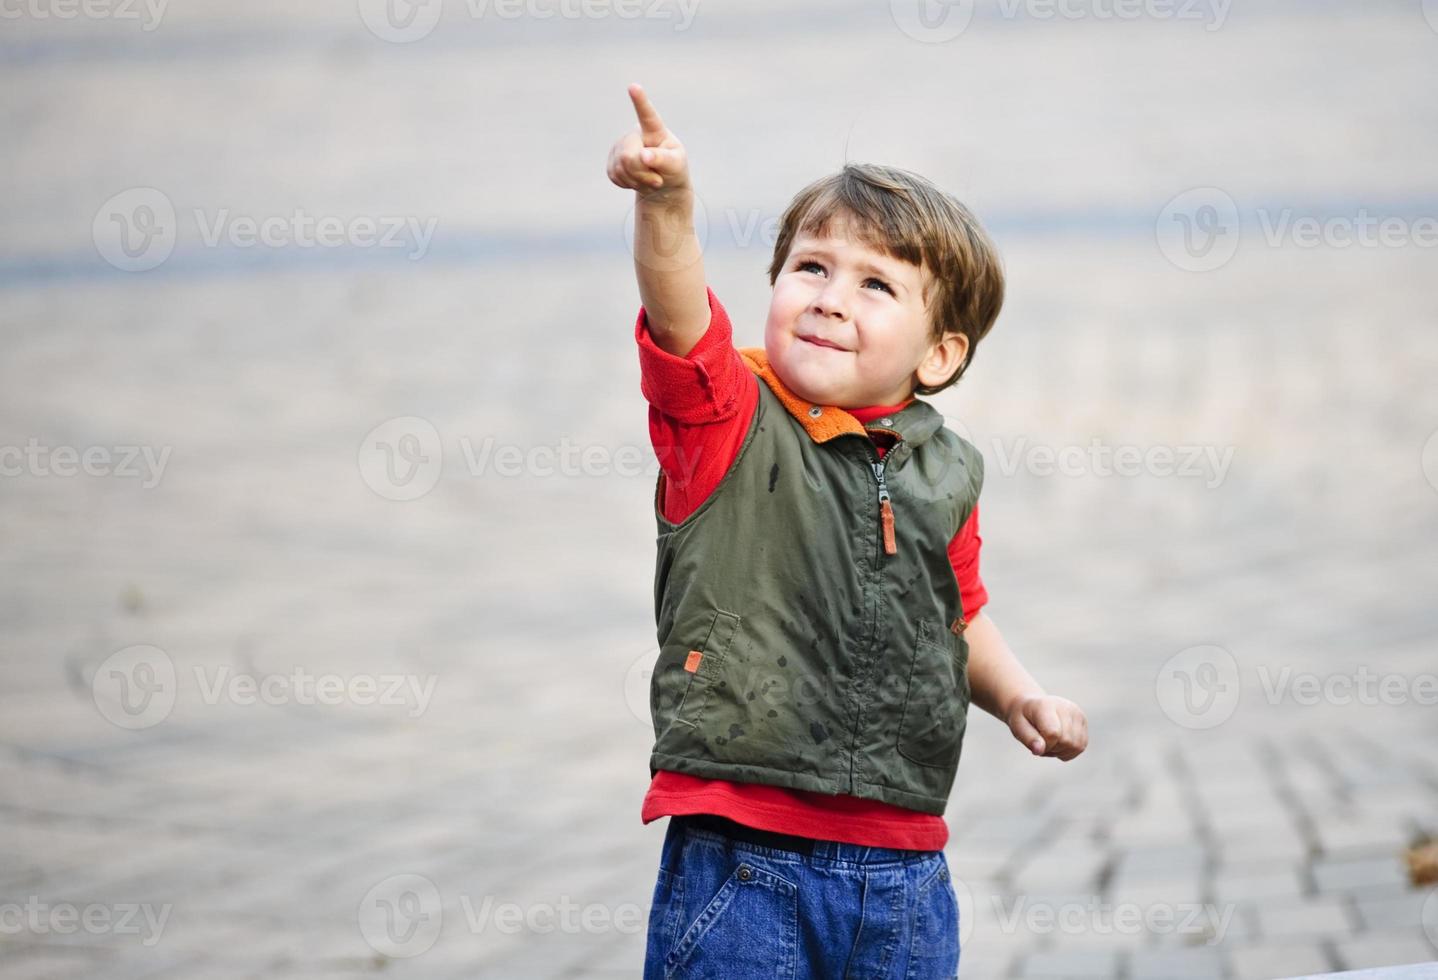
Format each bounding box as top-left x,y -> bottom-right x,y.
896,620 -> 969,769
672,610 -> 743,730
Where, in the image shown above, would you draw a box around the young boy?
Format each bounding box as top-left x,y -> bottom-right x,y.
608,83 -> 1089,979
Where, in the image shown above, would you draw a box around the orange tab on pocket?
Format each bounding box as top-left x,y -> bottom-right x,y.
684,650 -> 703,673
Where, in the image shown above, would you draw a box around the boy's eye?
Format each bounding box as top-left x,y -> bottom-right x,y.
796,260 -> 893,295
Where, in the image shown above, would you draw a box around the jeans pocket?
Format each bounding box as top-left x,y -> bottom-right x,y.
665,859 -> 798,979
643,867 -> 686,978
896,620 -> 968,769
908,856 -> 960,977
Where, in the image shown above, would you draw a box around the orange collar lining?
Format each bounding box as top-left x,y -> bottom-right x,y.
738,347 -> 870,444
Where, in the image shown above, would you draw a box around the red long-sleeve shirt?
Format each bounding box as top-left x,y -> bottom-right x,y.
637,286 -> 987,851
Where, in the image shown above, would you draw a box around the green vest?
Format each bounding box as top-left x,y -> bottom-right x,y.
647,348 -> 984,815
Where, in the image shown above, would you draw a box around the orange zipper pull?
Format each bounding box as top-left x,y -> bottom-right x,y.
870,457 -> 897,556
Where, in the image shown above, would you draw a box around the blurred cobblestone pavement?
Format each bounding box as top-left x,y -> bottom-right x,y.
3,2 -> 1438,978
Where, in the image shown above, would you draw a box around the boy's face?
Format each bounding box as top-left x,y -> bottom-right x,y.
764,215 -> 967,409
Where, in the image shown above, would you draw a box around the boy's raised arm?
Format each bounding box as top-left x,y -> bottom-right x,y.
607,83 -> 710,358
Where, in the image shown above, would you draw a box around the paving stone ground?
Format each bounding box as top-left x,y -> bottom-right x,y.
2,2 -> 1437,978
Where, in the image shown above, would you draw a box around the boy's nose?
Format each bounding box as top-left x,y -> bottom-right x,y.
812,284 -> 848,319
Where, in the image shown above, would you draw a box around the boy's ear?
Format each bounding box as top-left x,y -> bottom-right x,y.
915,331 -> 970,390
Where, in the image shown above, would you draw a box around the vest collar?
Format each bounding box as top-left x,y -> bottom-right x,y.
738,347 -> 945,449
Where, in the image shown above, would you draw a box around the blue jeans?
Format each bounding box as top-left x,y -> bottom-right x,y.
643,815 -> 960,979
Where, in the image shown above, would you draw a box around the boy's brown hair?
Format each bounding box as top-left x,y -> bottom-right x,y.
766,163 -> 1005,396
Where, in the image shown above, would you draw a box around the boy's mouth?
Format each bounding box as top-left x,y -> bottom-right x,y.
798,334 -> 850,352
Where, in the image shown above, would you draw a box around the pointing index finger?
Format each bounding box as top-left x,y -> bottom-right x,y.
628,83 -> 668,144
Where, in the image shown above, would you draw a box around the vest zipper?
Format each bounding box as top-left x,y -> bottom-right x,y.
868,455 -> 897,556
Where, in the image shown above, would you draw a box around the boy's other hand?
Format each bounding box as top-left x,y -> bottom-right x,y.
606,83 -> 691,197
1007,694 -> 1088,761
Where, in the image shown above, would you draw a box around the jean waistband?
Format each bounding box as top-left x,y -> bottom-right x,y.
679,813 -> 817,855
675,813 -> 934,864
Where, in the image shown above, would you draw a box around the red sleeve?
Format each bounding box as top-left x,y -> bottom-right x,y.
635,286 -> 759,525
947,504 -> 988,620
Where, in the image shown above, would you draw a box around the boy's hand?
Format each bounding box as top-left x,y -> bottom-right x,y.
606,83 -> 691,197
1007,694 -> 1088,761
